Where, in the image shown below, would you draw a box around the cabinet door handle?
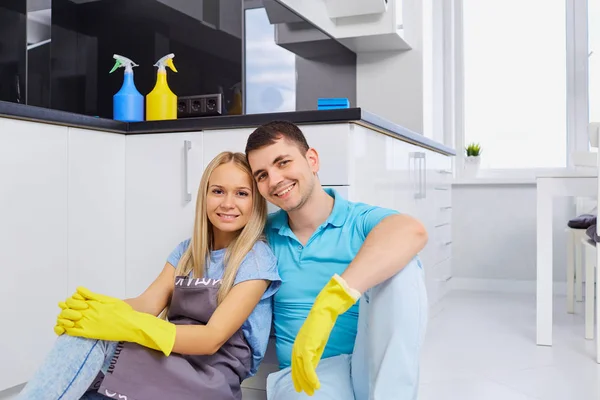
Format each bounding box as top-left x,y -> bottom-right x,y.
439,169 -> 452,175
421,152 -> 427,199
444,241 -> 453,246
440,206 -> 452,210
410,152 -> 420,199
184,140 -> 192,202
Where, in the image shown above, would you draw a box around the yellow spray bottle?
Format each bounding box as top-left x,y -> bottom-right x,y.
146,53 -> 178,120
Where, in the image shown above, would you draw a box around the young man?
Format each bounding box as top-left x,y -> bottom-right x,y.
245,121 -> 428,399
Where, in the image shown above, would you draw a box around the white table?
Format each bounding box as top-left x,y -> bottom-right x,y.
536,169 -> 598,346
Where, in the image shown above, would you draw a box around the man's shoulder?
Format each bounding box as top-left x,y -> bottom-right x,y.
266,209 -> 287,230
344,199 -> 394,217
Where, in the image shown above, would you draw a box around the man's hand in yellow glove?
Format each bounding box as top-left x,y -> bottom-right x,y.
56,287 -> 176,356
291,274 -> 361,396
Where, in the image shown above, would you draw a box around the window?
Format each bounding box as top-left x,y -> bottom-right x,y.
461,0 -> 567,170
244,7 -> 296,114
589,0 -> 600,151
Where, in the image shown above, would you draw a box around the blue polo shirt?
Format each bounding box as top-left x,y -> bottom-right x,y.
265,188 -> 399,369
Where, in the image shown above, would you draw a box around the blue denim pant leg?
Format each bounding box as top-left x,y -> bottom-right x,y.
17,335 -> 118,400
266,354 -> 355,400
352,256 -> 428,400
267,257 -> 428,400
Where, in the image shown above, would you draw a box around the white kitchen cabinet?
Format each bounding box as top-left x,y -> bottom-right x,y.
348,124 -> 453,306
0,115 -> 453,397
349,125 -> 396,210
417,149 -> 453,306
303,124 -> 353,186
203,124 -> 353,186
0,119 -> 68,391
67,128 -> 126,298
274,0 -> 409,52
202,128 -> 254,166
345,125 -> 454,306
125,132 -> 204,298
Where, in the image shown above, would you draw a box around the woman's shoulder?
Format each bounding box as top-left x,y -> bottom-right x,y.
246,240 -> 276,265
178,238 -> 192,250
233,240 -> 279,285
167,238 -> 192,267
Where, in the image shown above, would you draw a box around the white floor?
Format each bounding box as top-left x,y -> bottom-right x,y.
3,290 -> 599,400
419,290 -> 600,400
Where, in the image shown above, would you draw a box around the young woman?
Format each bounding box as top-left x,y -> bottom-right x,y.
18,151 -> 280,400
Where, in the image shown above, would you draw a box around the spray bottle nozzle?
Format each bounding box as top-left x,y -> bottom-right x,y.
154,53 -> 178,73
110,54 -> 139,74
230,82 -> 242,94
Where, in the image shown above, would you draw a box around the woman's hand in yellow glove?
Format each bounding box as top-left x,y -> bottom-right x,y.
54,292 -> 90,335
56,287 -> 176,356
291,274 -> 360,396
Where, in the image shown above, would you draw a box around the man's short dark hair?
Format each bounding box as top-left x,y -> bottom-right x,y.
245,121 -> 310,156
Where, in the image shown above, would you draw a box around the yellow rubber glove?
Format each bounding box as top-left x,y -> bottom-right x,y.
58,287 -> 176,356
291,274 -> 361,396
54,293 -> 88,335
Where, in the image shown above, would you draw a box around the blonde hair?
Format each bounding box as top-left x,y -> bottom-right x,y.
172,151 -> 267,306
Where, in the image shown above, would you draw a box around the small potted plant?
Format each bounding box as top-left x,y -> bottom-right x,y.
464,142 -> 482,177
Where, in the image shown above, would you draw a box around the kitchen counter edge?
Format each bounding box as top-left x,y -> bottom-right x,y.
0,101 -> 455,156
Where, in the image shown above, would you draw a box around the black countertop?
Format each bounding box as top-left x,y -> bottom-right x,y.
0,100 -> 455,155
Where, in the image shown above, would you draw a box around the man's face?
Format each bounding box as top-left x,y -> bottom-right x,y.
247,138 -> 319,212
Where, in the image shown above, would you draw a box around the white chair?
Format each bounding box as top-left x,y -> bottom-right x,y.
566,227 -> 586,313
565,194 -> 598,313
580,237 -> 599,363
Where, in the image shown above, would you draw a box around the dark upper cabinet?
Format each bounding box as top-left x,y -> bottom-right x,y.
0,0 -> 355,118
47,0 -> 242,118
0,1 -> 26,104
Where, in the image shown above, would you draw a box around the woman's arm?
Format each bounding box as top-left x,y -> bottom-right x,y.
171,279 -> 270,355
124,263 -> 175,316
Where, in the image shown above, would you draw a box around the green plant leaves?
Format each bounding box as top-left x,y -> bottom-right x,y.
465,142 -> 481,157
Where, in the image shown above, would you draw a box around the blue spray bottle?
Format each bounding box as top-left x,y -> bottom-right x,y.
110,54 -> 144,122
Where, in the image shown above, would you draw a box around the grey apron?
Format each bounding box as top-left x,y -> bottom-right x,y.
95,276 -> 252,400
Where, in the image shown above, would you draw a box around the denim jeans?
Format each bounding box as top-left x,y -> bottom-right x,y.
266,257 -> 428,400
17,335 -> 118,400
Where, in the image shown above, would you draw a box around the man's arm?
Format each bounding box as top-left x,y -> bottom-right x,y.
341,214 -> 428,294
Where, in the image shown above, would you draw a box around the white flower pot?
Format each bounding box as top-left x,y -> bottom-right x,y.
463,156 -> 481,178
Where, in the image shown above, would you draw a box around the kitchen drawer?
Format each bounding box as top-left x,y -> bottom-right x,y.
433,185 -> 452,208
434,222 -> 452,243
434,257 -> 452,300
432,224 -> 452,265
432,237 -> 452,265
432,166 -> 453,187
434,256 -> 452,280
434,204 -> 452,226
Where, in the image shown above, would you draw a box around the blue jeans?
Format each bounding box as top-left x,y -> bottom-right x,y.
266,257 -> 428,400
17,335 -> 118,400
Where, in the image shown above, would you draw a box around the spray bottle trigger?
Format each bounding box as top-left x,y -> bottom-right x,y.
109,60 -> 122,73
166,58 -> 178,73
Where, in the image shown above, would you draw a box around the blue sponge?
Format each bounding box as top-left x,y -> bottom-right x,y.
317,98 -> 350,110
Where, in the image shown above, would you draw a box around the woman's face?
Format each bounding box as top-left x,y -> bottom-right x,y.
206,162 -> 254,245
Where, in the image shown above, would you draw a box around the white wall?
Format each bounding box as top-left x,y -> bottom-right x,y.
275,0 -> 430,134
451,184 -> 576,287
357,50 -> 423,133
357,0 -> 424,134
